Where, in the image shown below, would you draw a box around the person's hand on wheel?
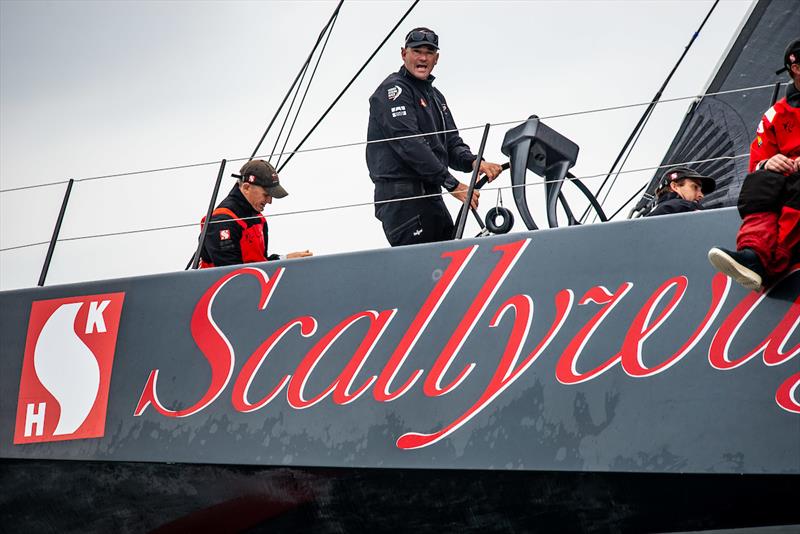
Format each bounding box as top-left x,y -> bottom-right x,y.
450,182 -> 479,210
473,159 -> 504,182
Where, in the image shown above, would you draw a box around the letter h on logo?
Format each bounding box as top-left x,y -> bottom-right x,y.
14,292 -> 125,444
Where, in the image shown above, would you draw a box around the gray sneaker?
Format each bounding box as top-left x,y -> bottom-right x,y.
708,247 -> 765,291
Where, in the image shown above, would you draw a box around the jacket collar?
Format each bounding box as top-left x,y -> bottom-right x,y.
786,82 -> 800,108
399,66 -> 435,87
228,184 -> 259,217
656,191 -> 681,204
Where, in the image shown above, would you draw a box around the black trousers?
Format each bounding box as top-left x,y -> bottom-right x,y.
737,169 -> 800,216
374,180 -> 454,247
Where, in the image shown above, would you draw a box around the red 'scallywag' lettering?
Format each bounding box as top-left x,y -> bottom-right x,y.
134,267 -> 284,417
556,274 -> 729,385
135,245 -> 800,447
709,266 -> 800,413
231,316 -> 316,413
397,289 -> 574,450
619,274 -> 730,377
373,245 -> 477,402
288,309 -> 397,409
555,282 -> 632,385
423,239 -> 531,397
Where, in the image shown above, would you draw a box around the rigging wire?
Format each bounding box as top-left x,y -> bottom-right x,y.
275,0 -> 421,173
270,61 -> 312,167
579,0 -> 720,224
607,182 -> 650,221
592,105 -> 654,222
276,10 -> 339,168
249,0 -> 344,160
0,153 -> 748,253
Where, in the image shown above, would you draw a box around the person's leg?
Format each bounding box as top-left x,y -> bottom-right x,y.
736,212 -> 779,273
378,198 -> 424,247
773,172 -> 800,275
709,170 -> 785,290
427,196 -> 455,242
377,196 -> 455,247
736,169 -> 788,272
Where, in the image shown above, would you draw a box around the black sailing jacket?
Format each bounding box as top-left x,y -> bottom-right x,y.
646,191 -> 704,217
366,67 -> 477,189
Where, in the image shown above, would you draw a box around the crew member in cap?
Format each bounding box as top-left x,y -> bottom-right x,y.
199,160 -> 312,268
708,38 -> 800,291
646,166 -> 716,217
366,27 -> 505,246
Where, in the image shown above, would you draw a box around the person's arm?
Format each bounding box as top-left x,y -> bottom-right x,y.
370,84 -> 455,189
203,216 -> 244,266
438,90 -> 504,182
436,91 -> 477,173
750,107 -> 782,172
267,251 -> 313,260
285,250 -> 313,259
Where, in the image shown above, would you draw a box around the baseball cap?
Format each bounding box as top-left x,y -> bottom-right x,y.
776,38 -> 800,75
232,160 -> 288,199
658,166 -> 716,194
405,27 -> 439,50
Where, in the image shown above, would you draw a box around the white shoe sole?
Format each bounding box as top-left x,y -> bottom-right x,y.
708,248 -> 763,291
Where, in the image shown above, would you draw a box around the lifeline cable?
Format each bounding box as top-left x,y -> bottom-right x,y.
580,0 -> 720,224
0,82 -> 778,195
0,153 -> 748,253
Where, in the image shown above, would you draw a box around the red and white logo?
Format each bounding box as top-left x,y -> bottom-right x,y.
219,229 -> 230,241
14,293 -> 125,444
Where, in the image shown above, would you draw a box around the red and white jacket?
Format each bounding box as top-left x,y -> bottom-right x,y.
749,89 -> 800,172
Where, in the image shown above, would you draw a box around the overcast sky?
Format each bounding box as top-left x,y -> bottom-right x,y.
0,0 -> 756,290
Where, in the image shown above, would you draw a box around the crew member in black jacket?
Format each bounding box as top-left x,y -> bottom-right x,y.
199,160 -> 312,268
646,166 -> 716,217
366,27 -> 504,246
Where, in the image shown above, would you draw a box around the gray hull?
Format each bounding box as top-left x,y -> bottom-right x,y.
1,207 -> 798,530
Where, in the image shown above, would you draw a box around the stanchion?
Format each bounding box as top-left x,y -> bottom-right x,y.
190,159 -> 227,269
454,123 -> 490,240
38,179 -> 74,287
770,81 -> 782,106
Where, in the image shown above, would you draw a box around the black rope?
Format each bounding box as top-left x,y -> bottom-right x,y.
579,0 -> 720,223
607,182 -> 650,220
592,105 -> 654,221
270,61 -> 311,165
249,0 -> 344,160
276,10 -> 339,168
276,0 -> 420,173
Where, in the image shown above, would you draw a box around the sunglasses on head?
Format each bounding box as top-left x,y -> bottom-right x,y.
405,30 -> 438,47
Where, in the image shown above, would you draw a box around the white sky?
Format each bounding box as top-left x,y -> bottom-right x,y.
0,0 -> 755,290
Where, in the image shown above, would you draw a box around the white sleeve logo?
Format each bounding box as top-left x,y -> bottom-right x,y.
387,85 -> 402,101
764,106 -> 776,125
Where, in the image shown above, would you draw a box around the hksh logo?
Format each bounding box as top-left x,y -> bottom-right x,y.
14,293 -> 125,444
